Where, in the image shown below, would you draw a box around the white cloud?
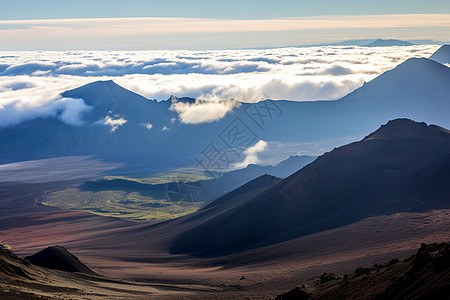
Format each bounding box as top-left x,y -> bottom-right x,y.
0,45 -> 441,127
233,140 -> 268,169
170,99 -> 240,124
57,98 -> 92,126
100,114 -> 127,132
141,122 -> 153,130
0,93 -> 91,128
162,125 -> 169,131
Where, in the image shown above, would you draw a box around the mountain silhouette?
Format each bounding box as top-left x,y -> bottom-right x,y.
170,119 -> 450,255
0,57 -> 449,172
429,44 -> 450,64
364,39 -> 413,47
25,245 -> 96,275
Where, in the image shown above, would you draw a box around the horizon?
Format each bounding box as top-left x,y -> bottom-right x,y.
2,0 -> 450,49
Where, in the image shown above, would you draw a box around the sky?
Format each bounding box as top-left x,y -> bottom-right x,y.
1,0 -> 450,49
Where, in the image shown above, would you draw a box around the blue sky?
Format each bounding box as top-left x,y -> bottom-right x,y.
2,0 -> 450,20
1,1 -> 450,49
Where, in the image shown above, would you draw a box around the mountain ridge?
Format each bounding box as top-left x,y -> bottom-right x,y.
1,56 -> 449,172
170,119 -> 450,255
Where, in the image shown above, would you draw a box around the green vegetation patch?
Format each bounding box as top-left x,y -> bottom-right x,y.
41,185 -> 201,221
41,172 -> 213,221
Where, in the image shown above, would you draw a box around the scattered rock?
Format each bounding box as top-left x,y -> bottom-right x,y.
275,286 -> 311,300
354,266 -> 373,277
320,272 -> 338,283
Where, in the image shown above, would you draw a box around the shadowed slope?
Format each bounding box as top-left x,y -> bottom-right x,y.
171,119 -> 450,255
0,248 -> 36,280
275,242 -> 450,300
26,245 -> 96,275
429,45 -> 450,64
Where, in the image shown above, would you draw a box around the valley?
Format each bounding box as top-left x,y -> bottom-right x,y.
0,44 -> 449,299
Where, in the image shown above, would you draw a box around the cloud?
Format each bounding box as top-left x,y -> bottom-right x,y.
170,99 -> 240,124
0,95 -> 91,128
0,45 -> 440,127
0,58 -> 270,77
99,113 -> 127,132
0,76 -> 94,127
57,98 -> 92,126
233,140 -> 268,169
141,122 -> 153,130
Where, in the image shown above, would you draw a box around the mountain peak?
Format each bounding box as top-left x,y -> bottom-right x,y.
62,80 -> 124,96
167,95 -> 196,104
394,57 -> 439,70
364,39 -> 413,47
25,245 -> 96,275
90,79 -> 118,87
430,45 -> 450,64
61,79 -> 152,124
363,118 -> 450,141
341,56 -> 450,113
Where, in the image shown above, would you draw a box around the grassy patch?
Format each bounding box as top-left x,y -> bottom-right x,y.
42,188 -> 201,220
41,172 -> 213,221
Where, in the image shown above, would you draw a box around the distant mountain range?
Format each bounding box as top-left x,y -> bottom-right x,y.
0,48 -> 449,176
169,119 -> 450,255
293,39 -> 446,48
79,154 -> 316,204
363,39 -> 413,47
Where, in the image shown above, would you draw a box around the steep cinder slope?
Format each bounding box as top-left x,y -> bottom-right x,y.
275,242 -> 450,300
25,246 -> 96,275
0,248 -> 36,280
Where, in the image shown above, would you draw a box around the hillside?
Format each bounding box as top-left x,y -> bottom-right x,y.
429,44 -> 450,64
25,245 -> 96,275
0,248 -> 37,280
170,119 -> 450,255
274,242 -> 450,300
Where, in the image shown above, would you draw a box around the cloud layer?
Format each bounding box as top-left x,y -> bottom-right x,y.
0,45 -> 439,127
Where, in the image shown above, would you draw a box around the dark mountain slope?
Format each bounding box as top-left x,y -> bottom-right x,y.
171,119 -> 450,255
61,80 -> 168,125
199,155 -> 316,203
0,248 -> 36,280
109,175 -> 283,252
275,242 -> 450,300
25,245 -> 96,275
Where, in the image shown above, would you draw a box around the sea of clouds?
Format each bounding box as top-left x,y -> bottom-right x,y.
0,45 -> 439,128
